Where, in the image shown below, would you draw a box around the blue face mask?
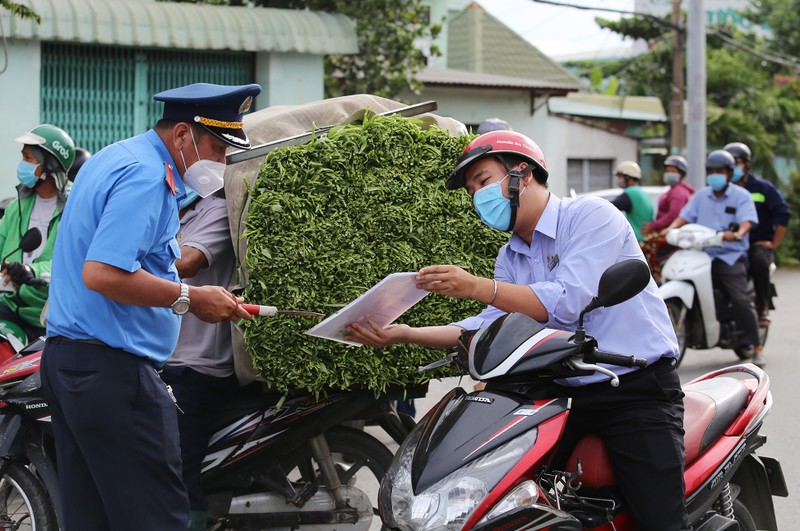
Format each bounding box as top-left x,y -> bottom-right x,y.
732,166 -> 744,182
473,175 -> 512,231
706,173 -> 729,192
16,160 -> 40,188
178,189 -> 200,210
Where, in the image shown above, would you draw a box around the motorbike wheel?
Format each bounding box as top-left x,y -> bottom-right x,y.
283,426 -> 394,531
732,499 -> 756,531
665,299 -> 688,367
0,462 -> 57,530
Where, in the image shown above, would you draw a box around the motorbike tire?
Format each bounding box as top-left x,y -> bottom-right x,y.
283,426 -> 394,531
0,461 -> 57,530
732,499 -> 757,531
665,299 -> 688,367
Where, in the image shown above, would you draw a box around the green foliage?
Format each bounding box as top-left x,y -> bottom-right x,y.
164,0 -> 439,99
595,15 -> 670,42
746,0 -> 800,57
274,0 -> 440,98
1,0 -> 40,22
241,114 -> 506,396
779,169 -> 800,267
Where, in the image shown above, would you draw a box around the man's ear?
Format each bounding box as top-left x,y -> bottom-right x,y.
171,122 -> 192,151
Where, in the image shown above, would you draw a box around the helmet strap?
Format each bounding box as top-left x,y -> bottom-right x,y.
505,164 -> 534,232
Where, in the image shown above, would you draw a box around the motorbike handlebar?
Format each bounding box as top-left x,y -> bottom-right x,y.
592,349 -> 648,369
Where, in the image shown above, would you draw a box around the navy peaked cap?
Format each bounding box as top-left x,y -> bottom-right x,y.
153,83 -> 262,149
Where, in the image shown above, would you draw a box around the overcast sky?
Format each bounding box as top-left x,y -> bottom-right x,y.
477,0 -> 639,60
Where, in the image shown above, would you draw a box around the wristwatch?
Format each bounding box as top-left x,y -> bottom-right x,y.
170,283 -> 190,315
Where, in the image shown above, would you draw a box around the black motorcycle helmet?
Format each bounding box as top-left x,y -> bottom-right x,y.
723,142 -> 751,163
706,150 -> 735,172
68,148 -> 92,182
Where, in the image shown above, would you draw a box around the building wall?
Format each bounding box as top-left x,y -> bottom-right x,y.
401,85 -> 639,198
543,115 -> 638,196
256,52 -> 324,107
0,39 -> 42,198
0,42 -> 326,199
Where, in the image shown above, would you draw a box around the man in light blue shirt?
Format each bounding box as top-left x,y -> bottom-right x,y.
345,130 -> 688,531
664,149 -> 762,365
41,83 -> 258,531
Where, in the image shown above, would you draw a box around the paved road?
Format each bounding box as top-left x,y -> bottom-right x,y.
386,268 -> 800,528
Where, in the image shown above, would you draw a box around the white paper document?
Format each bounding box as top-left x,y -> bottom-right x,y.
305,272 -> 429,346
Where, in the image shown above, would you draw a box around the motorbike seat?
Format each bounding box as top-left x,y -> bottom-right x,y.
565,376 -> 750,488
211,384 -> 284,432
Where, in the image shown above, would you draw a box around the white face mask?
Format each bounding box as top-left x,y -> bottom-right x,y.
179,129 -> 226,198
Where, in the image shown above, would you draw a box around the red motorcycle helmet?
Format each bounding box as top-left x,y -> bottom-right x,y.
446,131 -> 549,190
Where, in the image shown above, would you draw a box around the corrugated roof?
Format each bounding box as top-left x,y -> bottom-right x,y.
2,0 -> 358,54
548,93 -> 667,122
418,67 -> 577,93
447,2 -> 584,91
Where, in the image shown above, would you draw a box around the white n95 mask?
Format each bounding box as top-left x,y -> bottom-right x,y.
179,128 -> 226,198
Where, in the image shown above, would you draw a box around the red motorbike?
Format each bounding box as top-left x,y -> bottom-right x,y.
379,259 -> 787,531
0,333 -> 418,530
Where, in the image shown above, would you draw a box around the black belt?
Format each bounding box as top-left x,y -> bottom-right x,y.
49,335 -> 109,347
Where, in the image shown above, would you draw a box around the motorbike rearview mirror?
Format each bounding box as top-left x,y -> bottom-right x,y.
596,259 -> 651,308
1,228 -> 42,263
574,259 -> 651,343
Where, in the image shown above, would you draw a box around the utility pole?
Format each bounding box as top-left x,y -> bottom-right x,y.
686,0 -> 706,190
669,0 -> 685,155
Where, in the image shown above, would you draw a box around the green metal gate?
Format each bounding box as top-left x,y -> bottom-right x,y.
41,43 -> 254,154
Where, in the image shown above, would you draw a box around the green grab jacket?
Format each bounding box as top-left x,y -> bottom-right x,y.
0,187 -> 64,329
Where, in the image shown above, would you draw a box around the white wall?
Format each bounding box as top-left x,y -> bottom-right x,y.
256,52 -> 325,107
0,39 -> 41,198
402,85 -> 639,198
541,115 -> 638,197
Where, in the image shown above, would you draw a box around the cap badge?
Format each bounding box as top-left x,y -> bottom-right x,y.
238,96 -> 253,114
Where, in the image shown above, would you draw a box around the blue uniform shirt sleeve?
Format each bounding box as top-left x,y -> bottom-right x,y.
86,162 -> 175,273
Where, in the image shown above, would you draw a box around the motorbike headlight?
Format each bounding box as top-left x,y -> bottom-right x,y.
381,422 -> 538,531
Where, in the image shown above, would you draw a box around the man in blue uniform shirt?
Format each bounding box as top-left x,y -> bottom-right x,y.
724,141 -> 790,324
665,149 -> 762,365
41,83 -> 260,531
345,131 -> 689,531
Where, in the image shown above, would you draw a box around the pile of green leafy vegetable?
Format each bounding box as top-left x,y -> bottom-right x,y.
241,113 -> 507,396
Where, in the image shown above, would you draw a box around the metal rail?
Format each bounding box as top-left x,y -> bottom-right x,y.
226,100 -> 439,165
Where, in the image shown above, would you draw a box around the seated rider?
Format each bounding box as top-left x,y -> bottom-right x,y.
0,124 -> 75,344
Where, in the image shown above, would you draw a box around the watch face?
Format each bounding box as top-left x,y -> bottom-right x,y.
172,301 -> 190,315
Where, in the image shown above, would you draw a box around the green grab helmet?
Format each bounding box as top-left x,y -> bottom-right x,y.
0,320 -> 28,349
14,124 -> 76,173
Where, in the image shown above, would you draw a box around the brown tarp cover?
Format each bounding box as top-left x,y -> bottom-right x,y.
223,94 -> 466,384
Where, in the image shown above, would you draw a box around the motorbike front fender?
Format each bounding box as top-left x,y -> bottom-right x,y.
0,414 -> 22,457
659,280 -> 695,309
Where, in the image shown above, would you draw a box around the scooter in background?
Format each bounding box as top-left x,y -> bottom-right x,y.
658,223 -> 771,366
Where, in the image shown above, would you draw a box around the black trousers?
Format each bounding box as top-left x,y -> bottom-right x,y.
711,257 -> 760,347
40,337 -> 188,531
748,245 -> 774,315
549,358 -> 690,531
160,365 -> 239,512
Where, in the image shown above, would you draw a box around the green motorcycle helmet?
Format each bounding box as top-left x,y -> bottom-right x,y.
14,124 -> 76,194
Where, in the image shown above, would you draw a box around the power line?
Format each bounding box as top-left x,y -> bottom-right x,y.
529,0 -> 682,30
530,0 -> 800,71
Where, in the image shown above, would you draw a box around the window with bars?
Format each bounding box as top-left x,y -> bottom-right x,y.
41,43 -> 255,155
567,159 -> 614,194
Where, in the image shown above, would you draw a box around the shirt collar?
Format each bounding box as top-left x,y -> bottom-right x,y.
509,192 -> 561,251
144,128 -> 188,200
